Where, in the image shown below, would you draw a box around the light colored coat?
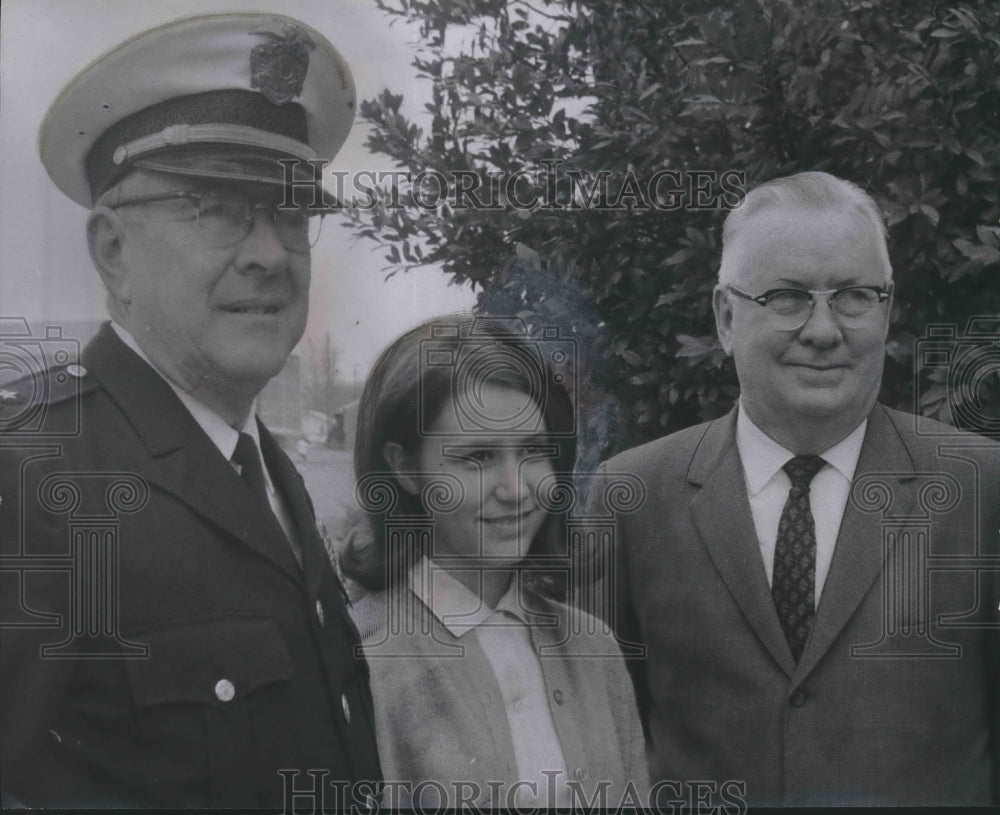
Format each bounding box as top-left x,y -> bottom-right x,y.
354,585 -> 650,809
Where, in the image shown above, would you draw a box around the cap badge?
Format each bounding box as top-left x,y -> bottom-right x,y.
250,24 -> 315,105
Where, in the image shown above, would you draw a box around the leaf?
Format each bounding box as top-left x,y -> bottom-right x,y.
919,204 -> 940,227
664,248 -> 696,266
515,242 -> 540,265
655,293 -> 686,308
965,147 -> 985,165
975,226 -> 1000,247
675,335 -> 718,358
953,239 -> 1000,265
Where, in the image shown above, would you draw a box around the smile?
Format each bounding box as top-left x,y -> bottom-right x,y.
481,508 -> 537,524
790,363 -> 847,372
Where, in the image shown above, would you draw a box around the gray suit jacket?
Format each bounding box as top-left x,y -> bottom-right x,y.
597,404 -> 1000,805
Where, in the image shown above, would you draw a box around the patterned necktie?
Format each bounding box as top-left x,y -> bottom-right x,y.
232,433 -> 268,502
772,454 -> 826,663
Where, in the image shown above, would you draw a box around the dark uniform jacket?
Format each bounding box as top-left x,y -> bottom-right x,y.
595,405 -> 1000,806
0,324 -> 381,807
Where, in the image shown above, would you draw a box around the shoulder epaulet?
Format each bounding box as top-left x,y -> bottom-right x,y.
0,362 -> 99,436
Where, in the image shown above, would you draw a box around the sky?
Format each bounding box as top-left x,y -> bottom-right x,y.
0,0 -> 477,381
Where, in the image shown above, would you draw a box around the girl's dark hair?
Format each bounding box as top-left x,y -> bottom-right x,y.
342,313 -> 578,598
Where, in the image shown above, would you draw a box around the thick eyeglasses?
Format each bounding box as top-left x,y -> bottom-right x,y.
726,284 -> 893,331
110,189 -> 324,254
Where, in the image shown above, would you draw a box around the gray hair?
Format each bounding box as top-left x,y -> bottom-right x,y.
92,168 -> 158,210
717,171 -> 892,285
90,169 -> 164,319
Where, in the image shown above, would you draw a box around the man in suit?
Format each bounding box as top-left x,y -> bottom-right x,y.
0,14 -> 381,807
597,171 -> 1000,805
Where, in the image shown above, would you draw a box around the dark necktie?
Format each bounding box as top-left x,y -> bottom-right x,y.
233,432 -> 303,566
772,455 -> 826,663
232,432 -> 268,501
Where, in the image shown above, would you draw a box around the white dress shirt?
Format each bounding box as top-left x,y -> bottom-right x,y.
735,402 -> 867,604
110,322 -> 299,561
407,558 -> 572,808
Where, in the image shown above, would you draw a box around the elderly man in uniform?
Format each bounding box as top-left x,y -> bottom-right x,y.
596,171 -> 1000,805
0,14 -> 381,808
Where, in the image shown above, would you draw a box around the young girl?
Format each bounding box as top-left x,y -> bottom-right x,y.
344,314 -> 648,810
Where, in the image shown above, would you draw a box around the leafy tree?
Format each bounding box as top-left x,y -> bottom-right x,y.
347,0 -> 1000,458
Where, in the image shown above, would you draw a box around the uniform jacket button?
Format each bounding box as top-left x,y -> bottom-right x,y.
214,678 -> 235,702
315,599 -> 325,627
573,766 -> 587,781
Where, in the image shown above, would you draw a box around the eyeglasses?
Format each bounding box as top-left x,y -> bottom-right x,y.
726,284 -> 893,331
110,189 -> 324,254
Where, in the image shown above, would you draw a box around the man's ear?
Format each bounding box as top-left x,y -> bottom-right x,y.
383,441 -> 419,495
87,208 -> 132,305
712,284 -> 735,357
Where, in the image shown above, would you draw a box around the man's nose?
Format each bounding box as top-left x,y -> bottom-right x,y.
797,296 -> 842,347
236,206 -> 291,269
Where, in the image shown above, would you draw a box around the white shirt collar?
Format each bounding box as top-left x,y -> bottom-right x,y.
736,401 -> 867,494
111,322 -> 259,462
407,557 -> 529,638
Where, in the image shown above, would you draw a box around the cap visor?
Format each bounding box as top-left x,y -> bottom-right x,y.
133,147 -> 339,208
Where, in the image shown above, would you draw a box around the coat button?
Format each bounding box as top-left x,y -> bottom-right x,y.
214,678 -> 235,702
789,689 -> 808,707
341,693 -> 351,723
315,599 -> 325,627
552,689 -> 564,705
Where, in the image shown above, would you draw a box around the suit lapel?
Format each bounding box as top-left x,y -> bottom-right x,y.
83,324 -> 302,585
797,405 -> 916,676
688,410 -> 797,677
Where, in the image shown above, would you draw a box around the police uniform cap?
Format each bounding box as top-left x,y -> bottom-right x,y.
39,13 -> 355,208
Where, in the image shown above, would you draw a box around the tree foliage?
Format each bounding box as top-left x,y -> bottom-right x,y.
348,0 -> 1000,457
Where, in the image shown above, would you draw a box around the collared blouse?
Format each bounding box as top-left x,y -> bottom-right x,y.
351,559 -> 650,810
